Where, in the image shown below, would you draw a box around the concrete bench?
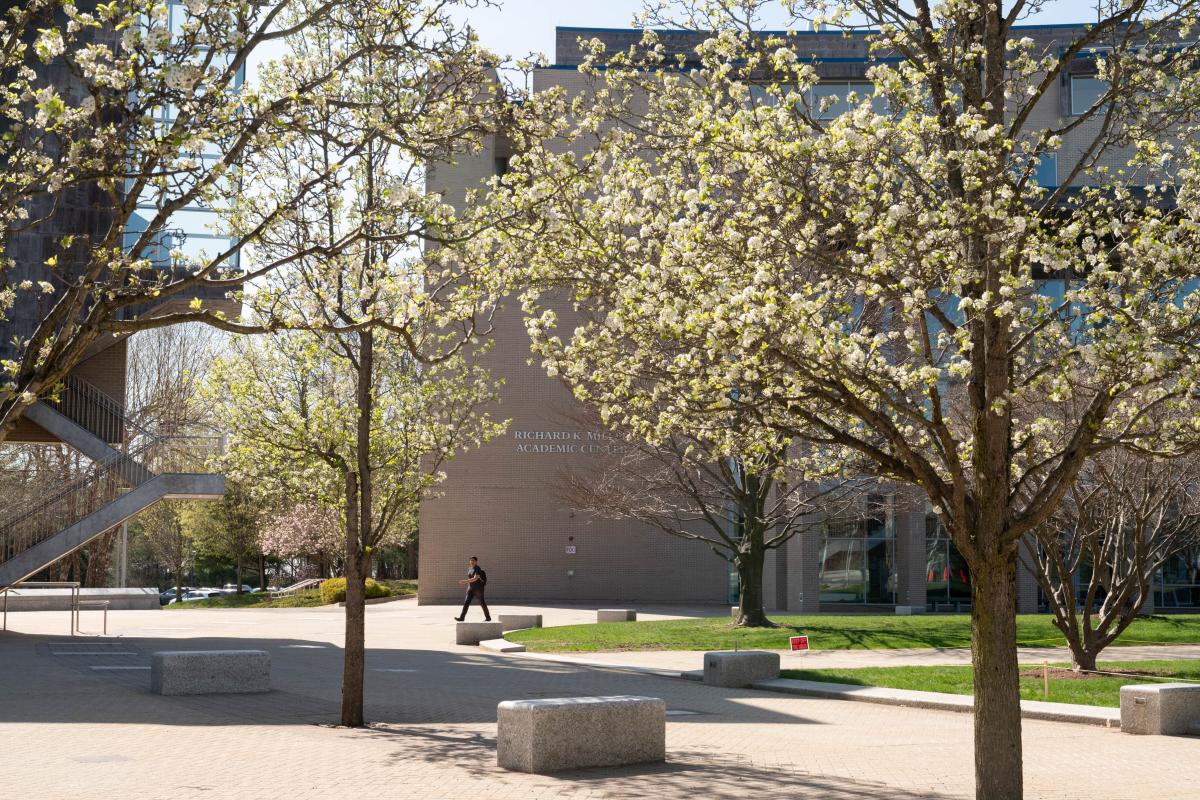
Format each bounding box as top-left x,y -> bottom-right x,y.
703,651 -> 780,688
456,621 -> 504,645
151,650 -> 270,696
597,609 -> 636,622
1120,683 -> 1200,735
499,614 -> 542,632
497,695 -> 666,773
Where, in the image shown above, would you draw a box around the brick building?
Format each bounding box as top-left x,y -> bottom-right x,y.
419,22 -> 1200,612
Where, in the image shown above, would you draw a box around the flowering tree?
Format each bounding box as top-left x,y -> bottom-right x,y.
260,501 -> 344,577
557,409 -> 860,627
478,2 -> 1200,796
207,327 -> 503,723
204,0 -> 506,727
0,0 -> 499,443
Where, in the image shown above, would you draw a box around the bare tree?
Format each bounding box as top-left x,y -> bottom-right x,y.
559,408 -> 860,626
141,501 -> 192,602
126,324 -> 217,437
1023,449 -> 1200,671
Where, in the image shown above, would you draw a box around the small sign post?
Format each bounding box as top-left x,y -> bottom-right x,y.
789,635 -> 810,653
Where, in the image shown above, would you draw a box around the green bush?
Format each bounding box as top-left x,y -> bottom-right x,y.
318,577 -> 392,604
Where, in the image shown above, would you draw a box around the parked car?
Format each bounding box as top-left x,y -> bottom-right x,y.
160,588 -> 194,605
222,584 -> 254,594
171,590 -> 223,603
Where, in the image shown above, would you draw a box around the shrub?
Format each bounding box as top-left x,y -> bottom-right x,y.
318,577 -> 393,604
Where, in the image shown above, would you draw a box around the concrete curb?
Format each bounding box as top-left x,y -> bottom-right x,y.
750,678 -> 1121,727
336,595 -> 410,608
512,651 -> 693,680
507,652 -> 1120,728
481,638 -> 527,653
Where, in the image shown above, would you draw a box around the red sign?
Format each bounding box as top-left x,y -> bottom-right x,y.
790,635 -> 809,652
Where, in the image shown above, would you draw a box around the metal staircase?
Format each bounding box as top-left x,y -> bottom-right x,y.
0,376 -> 225,587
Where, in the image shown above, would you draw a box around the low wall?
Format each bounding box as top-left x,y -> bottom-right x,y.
1,587 -> 159,611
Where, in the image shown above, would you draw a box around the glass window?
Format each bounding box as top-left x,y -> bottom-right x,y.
1070,76 -> 1109,116
1155,548 -> 1200,609
810,81 -> 884,120
926,513 -> 971,608
820,494 -> 896,604
1034,152 -> 1057,188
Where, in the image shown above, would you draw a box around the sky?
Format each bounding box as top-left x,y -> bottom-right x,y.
454,1 -> 1104,66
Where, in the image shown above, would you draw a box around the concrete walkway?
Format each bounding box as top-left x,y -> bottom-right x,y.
1,599 -> 1197,800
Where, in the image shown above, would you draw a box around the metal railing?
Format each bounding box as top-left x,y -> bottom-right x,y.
271,577 -> 324,598
0,438 -> 158,565
0,374 -> 224,571
45,375 -> 131,445
1,581 -> 80,635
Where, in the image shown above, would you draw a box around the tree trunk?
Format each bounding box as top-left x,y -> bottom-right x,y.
1070,645 -> 1098,672
258,553 -> 267,590
341,469 -> 366,727
970,555 -> 1023,800
341,325 -> 375,727
734,527 -> 771,627
235,558 -> 243,594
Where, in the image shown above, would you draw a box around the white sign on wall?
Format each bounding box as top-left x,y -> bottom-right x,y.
565,545 -> 577,555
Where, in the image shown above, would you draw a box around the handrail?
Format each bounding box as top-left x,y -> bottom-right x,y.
271,577 -> 324,597
46,374 -> 159,445
0,435 -> 223,567
1,581 -> 80,635
0,437 -> 157,533
0,372 -> 224,576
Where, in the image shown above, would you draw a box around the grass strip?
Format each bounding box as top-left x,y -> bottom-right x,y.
506,614 -> 1200,653
779,660 -> 1200,708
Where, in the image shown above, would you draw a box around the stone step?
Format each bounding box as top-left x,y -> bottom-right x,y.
455,621 -> 504,645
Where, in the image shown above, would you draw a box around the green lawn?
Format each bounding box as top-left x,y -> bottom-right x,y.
165,580 -> 418,609
780,660 -> 1200,707
505,613 -> 1200,653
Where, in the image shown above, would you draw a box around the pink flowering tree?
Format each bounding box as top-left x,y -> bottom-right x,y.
260,502 -> 344,580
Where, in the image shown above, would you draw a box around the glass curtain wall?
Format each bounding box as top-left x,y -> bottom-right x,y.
819,494 -> 896,605
124,2 -> 243,271
925,512 -> 971,609
1156,547 -> 1200,609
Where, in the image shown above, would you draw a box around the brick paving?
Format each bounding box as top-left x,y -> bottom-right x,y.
0,600 -> 1197,799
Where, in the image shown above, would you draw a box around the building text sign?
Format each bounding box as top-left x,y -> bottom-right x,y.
512,429 -> 628,456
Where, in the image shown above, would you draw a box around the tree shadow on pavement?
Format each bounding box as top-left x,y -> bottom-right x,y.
363,723 -> 953,800
0,632 -> 823,728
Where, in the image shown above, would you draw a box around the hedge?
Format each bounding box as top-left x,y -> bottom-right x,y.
318,577 -> 392,604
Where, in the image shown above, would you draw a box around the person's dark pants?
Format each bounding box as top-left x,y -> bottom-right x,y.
460,587 -> 490,620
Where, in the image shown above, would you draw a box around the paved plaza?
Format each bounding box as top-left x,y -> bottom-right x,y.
1,600 -> 1197,799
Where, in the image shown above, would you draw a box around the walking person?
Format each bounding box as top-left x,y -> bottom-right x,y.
454,556 -> 490,621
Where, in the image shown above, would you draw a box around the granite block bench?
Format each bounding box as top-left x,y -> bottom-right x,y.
456,621 -> 504,645
596,609 -> 637,622
702,651 -> 781,688
499,614 -> 542,632
497,695 -> 666,773
151,650 -> 270,696
1120,683 -> 1200,735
